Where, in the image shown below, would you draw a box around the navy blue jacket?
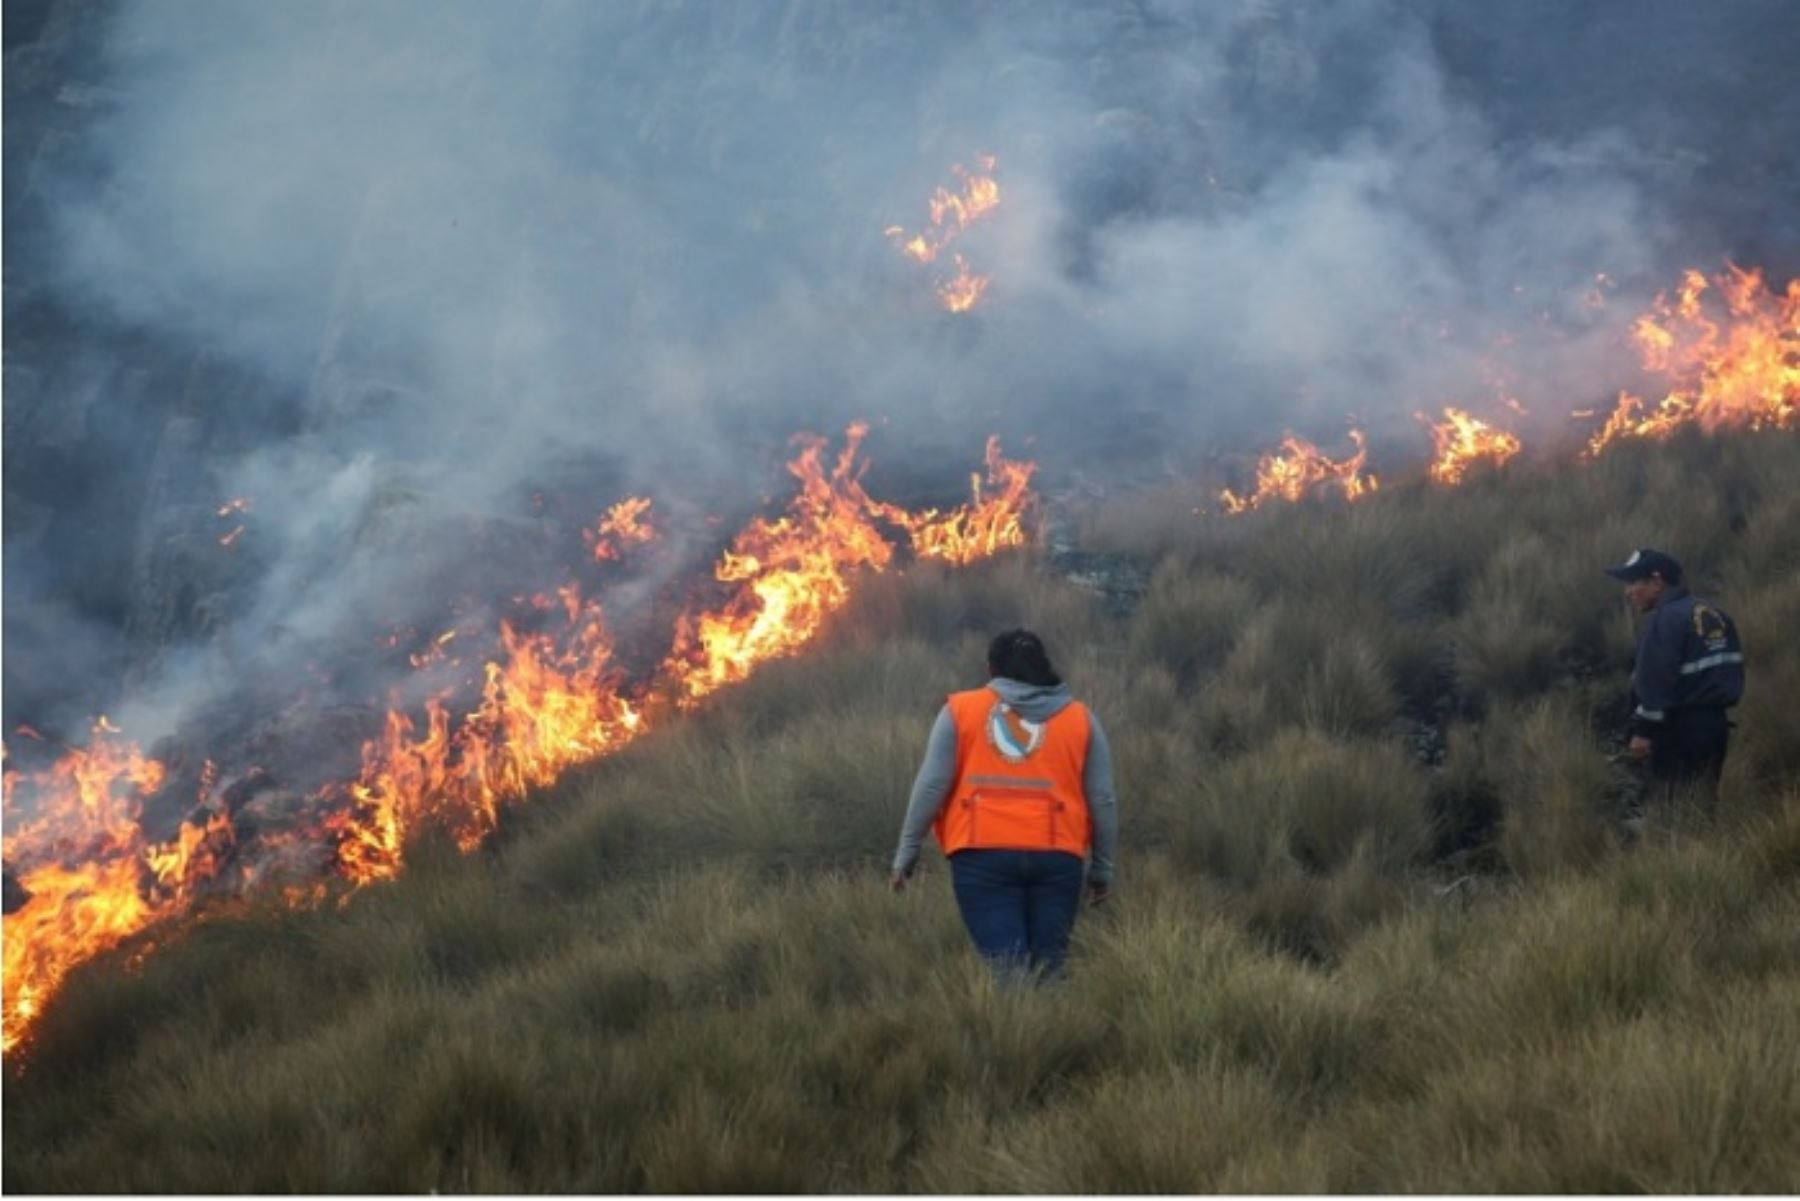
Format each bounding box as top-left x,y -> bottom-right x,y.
1630,586 -> 1745,738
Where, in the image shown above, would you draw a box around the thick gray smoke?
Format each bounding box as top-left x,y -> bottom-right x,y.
5,0 -> 1796,763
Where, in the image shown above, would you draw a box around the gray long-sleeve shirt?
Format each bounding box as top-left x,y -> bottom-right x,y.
890,678 -> 1119,884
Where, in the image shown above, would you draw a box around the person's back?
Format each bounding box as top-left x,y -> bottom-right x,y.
889,629 -> 1117,980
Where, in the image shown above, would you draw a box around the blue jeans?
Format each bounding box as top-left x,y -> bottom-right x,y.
948,849 -> 1085,981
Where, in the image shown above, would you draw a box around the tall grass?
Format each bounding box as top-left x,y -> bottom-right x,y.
7,431 -> 1800,1192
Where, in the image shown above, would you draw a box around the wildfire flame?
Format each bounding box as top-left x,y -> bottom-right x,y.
1219,430 -> 1380,514
1586,263 -> 1799,455
2,721 -> 232,1053
586,496 -> 657,562
886,156 -> 1000,313
0,427 -> 1041,1052
325,592 -> 643,885
1421,407 -> 1523,485
870,435 -> 1036,566
658,424 -> 899,704
937,254 -> 990,314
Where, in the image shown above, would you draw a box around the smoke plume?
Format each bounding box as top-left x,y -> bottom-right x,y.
5,0 -> 1795,763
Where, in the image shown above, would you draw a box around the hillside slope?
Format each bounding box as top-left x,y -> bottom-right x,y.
6,430 -> 1800,1192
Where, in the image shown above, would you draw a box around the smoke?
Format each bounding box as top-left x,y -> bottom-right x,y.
5,0 -> 1794,758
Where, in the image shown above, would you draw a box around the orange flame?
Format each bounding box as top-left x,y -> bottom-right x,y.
1586,263 -> 1799,455
587,496 -> 657,562
325,594 -> 643,884
2,722 -> 232,1053
1421,407 -> 1523,485
871,436 -> 1036,565
658,424 -> 898,704
3,429 -> 1037,1048
1219,430 -> 1380,514
887,156 -> 1000,312
937,254 -> 990,314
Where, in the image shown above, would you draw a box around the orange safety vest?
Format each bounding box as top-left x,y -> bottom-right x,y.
933,686 -> 1092,858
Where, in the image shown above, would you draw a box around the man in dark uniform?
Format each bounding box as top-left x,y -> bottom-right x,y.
1604,548 -> 1745,806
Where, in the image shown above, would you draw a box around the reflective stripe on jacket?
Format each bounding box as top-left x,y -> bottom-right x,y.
934,686 -> 1092,857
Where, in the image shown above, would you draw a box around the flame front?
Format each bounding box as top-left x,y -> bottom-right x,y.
326,593 -> 643,884
1587,264 -> 1799,455
1219,430 -> 1380,514
2,723 -> 231,1053
658,424 -> 899,704
886,156 -> 1000,313
870,435 -> 1037,565
1,428 -> 1040,1052
1422,407 -> 1523,485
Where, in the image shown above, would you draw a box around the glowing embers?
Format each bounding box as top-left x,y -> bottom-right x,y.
1,721 -> 232,1053
216,497 -> 251,548
1218,430 -> 1380,514
1420,407 -> 1523,485
885,155 -> 1001,313
1586,264 -> 1799,455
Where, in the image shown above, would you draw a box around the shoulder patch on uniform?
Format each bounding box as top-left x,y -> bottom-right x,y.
1692,603 -> 1730,649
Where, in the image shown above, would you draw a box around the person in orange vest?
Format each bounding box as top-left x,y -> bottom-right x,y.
889,628 -> 1118,980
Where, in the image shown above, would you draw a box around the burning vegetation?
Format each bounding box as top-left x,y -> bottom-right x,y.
1585,263 -> 1799,455
0,426 -> 1036,1052
885,156 -> 1001,313
1421,407 -> 1524,485
1217,430 -> 1379,514
585,496 -> 656,562
1,722 -> 230,1053
1214,262 -> 1795,514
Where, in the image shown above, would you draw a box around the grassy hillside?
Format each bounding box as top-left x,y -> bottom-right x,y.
7,431 -> 1800,1192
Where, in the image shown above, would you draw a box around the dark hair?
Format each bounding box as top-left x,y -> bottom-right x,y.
987,628 -> 1061,687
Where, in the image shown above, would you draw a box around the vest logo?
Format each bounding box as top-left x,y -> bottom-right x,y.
986,702 -> 1044,762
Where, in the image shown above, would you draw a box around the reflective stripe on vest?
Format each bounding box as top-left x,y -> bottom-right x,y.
934,687 -> 1091,857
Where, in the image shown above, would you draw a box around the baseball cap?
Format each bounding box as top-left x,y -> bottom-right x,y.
1603,547 -> 1683,583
